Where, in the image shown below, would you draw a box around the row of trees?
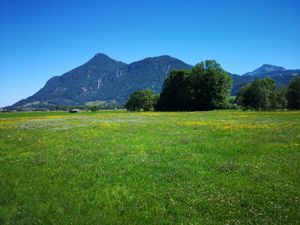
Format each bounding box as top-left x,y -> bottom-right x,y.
126,60 -> 232,111
236,76 -> 300,110
235,78 -> 286,110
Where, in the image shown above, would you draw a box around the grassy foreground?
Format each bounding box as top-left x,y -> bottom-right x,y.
0,110 -> 299,225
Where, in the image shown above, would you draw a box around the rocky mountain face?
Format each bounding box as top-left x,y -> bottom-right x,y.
12,54 -> 300,108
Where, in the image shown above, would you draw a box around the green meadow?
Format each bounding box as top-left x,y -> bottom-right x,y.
0,111 -> 299,225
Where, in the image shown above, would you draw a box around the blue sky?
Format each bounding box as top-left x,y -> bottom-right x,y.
0,0 -> 300,107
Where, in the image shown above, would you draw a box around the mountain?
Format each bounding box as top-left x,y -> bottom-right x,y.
11,55 -> 300,109
116,55 -> 193,102
13,54 -> 192,108
243,64 -> 286,77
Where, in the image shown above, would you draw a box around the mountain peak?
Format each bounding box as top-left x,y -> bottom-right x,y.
94,52 -> 109,57
155,55 -> 172,59
136,55 -> 191,66
260,64 -> 286,71
86,53 -> 127,67
243,64 -> 286,76
91,53 -> 112,61
139,55 -> 172,61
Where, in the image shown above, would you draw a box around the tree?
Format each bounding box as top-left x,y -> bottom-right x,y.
89,105 -> 99,112
235,77 -> 287,110
192,60 -> 232,110
270,87 -> 288,110
235,84 -> 251,108
287,76 -> 300,109
156,70 -> 194,111
125,89 -> 158,111
156,60 -> 232,111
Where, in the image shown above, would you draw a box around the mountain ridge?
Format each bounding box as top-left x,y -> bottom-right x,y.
13,54 -> 192,108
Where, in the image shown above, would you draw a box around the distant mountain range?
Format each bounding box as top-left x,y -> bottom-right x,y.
230,64 -> 300,94
12,54 -> 300,109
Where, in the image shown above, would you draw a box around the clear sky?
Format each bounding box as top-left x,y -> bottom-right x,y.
0,0 -> 300,107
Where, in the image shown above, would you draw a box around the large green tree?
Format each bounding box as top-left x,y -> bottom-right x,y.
156,70 -> 194,111
125,89 -> 158,111
287,76 -> 300,109
156,60 -> 232,111
192,60 -> 232,110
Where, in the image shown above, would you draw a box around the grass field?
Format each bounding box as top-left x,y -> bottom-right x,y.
0,110 -> 299,225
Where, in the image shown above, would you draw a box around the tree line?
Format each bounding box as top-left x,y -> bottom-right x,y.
235,76 -> 300,110
125,60 -> 300,111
